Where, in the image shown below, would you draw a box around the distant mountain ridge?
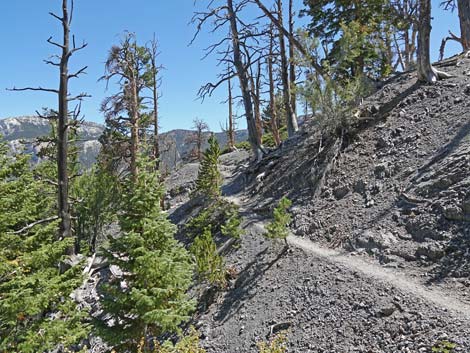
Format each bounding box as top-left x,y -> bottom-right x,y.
0,116 -> 248,169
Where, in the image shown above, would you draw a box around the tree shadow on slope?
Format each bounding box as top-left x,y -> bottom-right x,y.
407,118 -> 470,187
213,243 -> 288,324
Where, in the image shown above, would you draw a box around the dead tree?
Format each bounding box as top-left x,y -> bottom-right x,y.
277,0 -> 298,137
288,0 -> 297,117
391,0 -> 418,71
186,118 -> 209,161
440,0 -> 470,59
227,75 -> 236,150
253,0 -> 325,77
249,60 -> 264,141
9,0 -> 87,248
268,25 -> 282,147
147,35 -> 162,171
191,0 -> 265,161
417,0 -> 450,82
458,0 -> 470,50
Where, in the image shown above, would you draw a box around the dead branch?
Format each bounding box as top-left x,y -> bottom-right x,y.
13,216 -> 59,234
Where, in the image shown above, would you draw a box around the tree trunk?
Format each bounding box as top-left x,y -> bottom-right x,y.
227,0 -> 264,161
254,0 -> 325,76
288,0 -> 297,117
249,61 -> 263,141
58,0 -> 72,248
149,37 -> 160,171
268,27 -> 281,147
228,76 -> 235,150
417,0 -> 438,82
152,70 -> 160,171
458,0 -> 470,50
130,78 -> 140,178
278,0 -> 298,137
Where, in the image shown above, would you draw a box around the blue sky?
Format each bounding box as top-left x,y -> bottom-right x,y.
0,0 -> 462,132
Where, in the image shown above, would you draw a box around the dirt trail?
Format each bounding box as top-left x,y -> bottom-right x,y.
226,194 -> 470,320
286,235 -> 470,320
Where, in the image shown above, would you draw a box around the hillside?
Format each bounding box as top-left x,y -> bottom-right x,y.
162,55 -> 470,352
0,116 -> 248,170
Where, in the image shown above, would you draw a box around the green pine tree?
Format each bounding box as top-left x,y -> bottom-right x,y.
266,197 -> 292,241
191,228 -> 226,288
195,134 -> 222,199
99,157 -> 195,349
73,165 -> 120,253
0,139 -> 88,353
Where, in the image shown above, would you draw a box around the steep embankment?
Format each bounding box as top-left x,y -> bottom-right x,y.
167,56 -> 470,352
244,56 -> 470,291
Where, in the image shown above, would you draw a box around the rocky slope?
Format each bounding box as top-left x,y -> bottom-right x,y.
164,56 -> 470,352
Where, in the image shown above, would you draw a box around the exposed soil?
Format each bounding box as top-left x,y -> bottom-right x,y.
166,56 -> 470,352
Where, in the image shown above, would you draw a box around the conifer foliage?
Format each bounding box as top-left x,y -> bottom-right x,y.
100,157 -> 194,349
191,228 -> 227,287
195,134 -> 222,199
266,197 -> 292,241
0,141 -> 88,352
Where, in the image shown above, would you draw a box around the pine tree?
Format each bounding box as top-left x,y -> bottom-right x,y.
266,197 -> 292,241
73,165 -> 120,253
99,157 -> 194,349
0,140 -> 88,353
191,228 -> 226,287
195,134 -> 222,199
302,0 -> 395,79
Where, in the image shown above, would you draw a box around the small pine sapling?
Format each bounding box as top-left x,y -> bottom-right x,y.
143,327 -> 206,353
221,203 -> 243,240
257,333 -> 288,353
194,134 -> 222,200
266,197 -> 292,244
191,228 -> 227,288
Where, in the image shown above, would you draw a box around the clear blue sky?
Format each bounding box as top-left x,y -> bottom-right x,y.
0,0 -> 462,132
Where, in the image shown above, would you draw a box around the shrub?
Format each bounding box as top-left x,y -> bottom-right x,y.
432,341 -> 456,353
234,141 -> 251,151
221,203 -> 242,239
266,197 -> 292,241
257,333 -> 288,353
191,228 -> 227,288
137,327 -> 206,353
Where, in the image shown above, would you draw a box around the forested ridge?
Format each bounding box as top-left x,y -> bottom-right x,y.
1,0 -> 470,352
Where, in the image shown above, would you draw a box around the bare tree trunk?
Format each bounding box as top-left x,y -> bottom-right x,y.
149,38 -> 160,171
228,0 -> 264,161
153,83 -> 159,170
288,0 -> 297,117
228,76 -> 235,150
417,0 -> 438,82
417,0 -> 451,82
278,0 -> 298,137
417,0 -> 452,82
250,61 -> 263,141
130,78 -> 140,178
9,0 -> 88,249
458,0 -> 470,50
254,0 -> 325,76
58,0 -> 72,247
268,27 -> 281,147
